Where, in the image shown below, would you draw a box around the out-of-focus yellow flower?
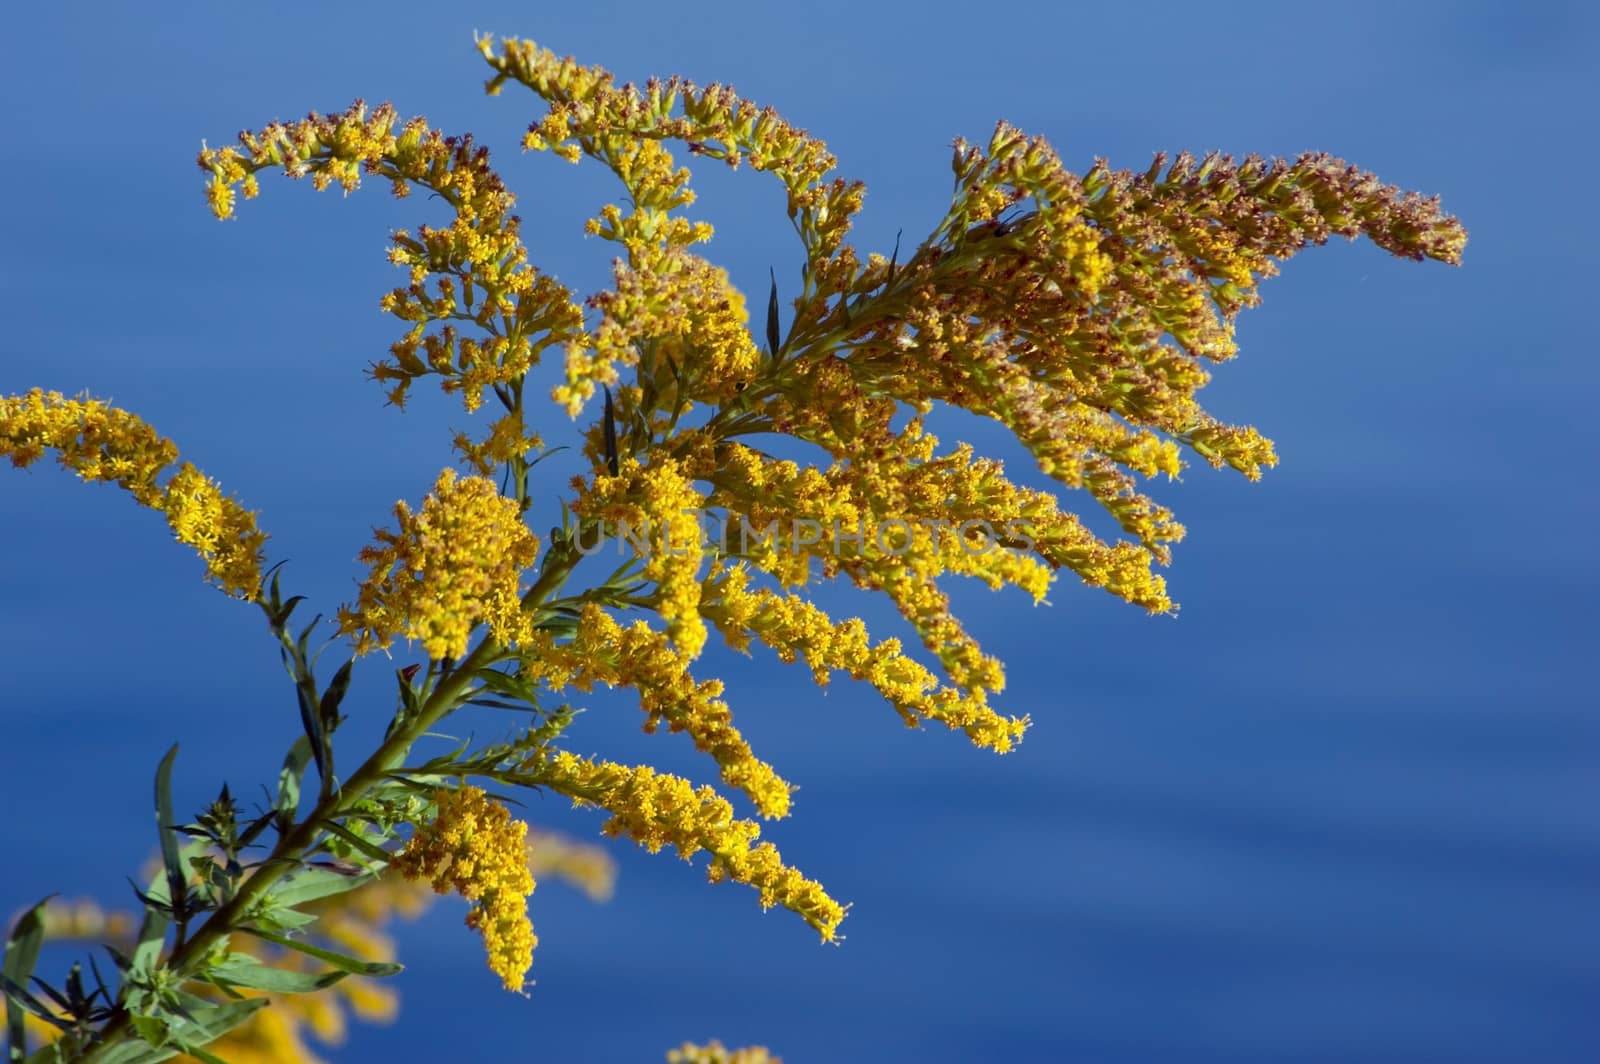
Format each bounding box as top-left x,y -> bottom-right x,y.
668,1041 -> 781,1064
527,825 -> 618,902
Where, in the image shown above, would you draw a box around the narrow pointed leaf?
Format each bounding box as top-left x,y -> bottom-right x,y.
315,821 -> 391,864
294,614 -> 322,667
766,267 -> 781,355
319,659 -> 354,726
161,997 -> 267,1045
276,735 -> 312,821
87,954 -> 114,1004
267,866 -> 376,909
295,684 -> 328,785
172,1042 -> 230,1064
45,1042 -> 180,1064
153,746 -> 185,918
465,698 -> 538,712
131,839 -> 208,971
26,979 -> 72,1018
209,953 -> 347,994
1,974 -> 68,1032
199,975 -> 245,1002
473,670 -> 543,708
602,387 -> 619,477
3,896 -> 50,1060
242,929 -> 402,978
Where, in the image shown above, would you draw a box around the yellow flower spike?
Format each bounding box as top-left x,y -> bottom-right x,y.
160,464 -> 269,599
201,100 -> 585,416
573,455 -> 711,660
534,752 -> 844,942
701,566 -> 1030,753
338,469 -> 540,661
524,604 -> 794,819
453,409 -> 542,477
391,785 -> 539,992
1,390 -> 266,598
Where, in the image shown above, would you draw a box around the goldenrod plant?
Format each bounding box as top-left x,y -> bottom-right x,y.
1,33 -> 1464,1064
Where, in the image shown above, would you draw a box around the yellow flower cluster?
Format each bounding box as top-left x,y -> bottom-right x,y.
338,469 -> 539,661
391,785 -> 539,992
697,427 -> 1056,690
480,35 -> 863,419
703,563 -> 1029,752
667,1041 -> 781,1064
198,98 -> 586,444
161,464 -> 272,600
534,751 -> 844,941
1,389 -> 266,598
453,410 -> 542,477
470,37 -> 1462,642
581,249 -> 764,415
520,604 -> 792,819
479,35 -> 858,252
574,455 -> 710,660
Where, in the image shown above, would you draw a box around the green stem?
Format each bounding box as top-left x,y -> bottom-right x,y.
79,635 -> 501,1063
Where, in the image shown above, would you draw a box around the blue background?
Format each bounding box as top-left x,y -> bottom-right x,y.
2,2 -> 1595,1061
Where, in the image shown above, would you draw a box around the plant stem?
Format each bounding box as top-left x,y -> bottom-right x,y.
79,639 -> 498,1063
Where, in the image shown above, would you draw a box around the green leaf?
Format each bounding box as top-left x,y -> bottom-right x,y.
275,736 -> 313,822
294,680 -> 328,783
1,974 -> 70,1036
4,896 -> 50,1062
128,897 -> 170,978
208,953 -> 346,994
525,444 -> 569,471
315,821 -> 392,865
129,1012 -> 169,1047
267,866 -> 375,910
19,1041 -> 65,1064
26,1040 -> 178,1064
602,386 -> 619,478
161,997 -> 267,1045
766,267 -> 781,356
319,659 -> 354,730
241,930 -> 402,978
473,669 -> 543,708
25,979 -> 71,1021
153,746 -> 185,919
171,1042 -> 230,1064
243,907 -> 315,934
293,614 -> 321,669
131,839 -> 209,971
539,618 -> 579,640
464,698 -> 537,712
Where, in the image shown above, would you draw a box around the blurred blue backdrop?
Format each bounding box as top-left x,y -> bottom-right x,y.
2,2 -> 1595,1061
